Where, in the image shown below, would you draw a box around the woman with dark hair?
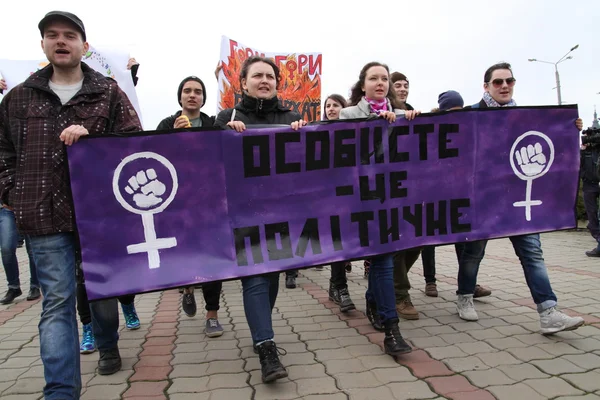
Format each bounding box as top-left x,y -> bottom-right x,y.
339,61 -> 414,357
318,94 -> 357,313
215,56 -> 305,383
322,93 -> 347,120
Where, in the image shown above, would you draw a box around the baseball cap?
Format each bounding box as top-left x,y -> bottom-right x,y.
38,11 -> 86,41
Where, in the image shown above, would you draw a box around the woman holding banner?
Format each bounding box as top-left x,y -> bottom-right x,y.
215,56 -> 305,383
320,94 -> 357,313
339,61 -> 417,357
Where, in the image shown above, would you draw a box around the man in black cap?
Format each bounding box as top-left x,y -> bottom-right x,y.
0,11 -> 141,399
156,76 -> 226,338
157,76 -> 214,129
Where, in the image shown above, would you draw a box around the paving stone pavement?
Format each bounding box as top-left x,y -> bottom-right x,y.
2,229 -> 600,399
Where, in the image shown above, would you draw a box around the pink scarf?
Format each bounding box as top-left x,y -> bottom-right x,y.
365,96 -> 390,115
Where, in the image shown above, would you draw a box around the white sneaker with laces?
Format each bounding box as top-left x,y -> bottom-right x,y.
540,307 -> 584,335
457,294 -> 478,321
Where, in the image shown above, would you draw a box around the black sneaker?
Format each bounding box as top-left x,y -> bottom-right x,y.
182,292 -> 197,317
345,262 -> 352,273
285,275 -> 296,289
365,299 -> 384,331
586,248 -> 600,257
26,287 -> 41,301
328,282 -> 340,303
256,341 -> 288,383
383,319 -> 412,356
337,287 -> 356,313
98,348 -> 122,375
0,288 -> 22,305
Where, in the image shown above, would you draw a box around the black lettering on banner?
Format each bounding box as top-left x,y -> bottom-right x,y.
351,211 -> 374,247
389,126 -> 410,163
306,130 -> 330,171
234,226 -> 264,266
265,222 -> 294,261
275,132 -> 301,174
426,201 -> 448,236
390,171 -> 408,199
450,198 -> 472,233
360,126 -> 384,165
359,174 -> 386,203
333,129 -> 356,168
243,135 -> 270,178
295,218 -> 323,257
336,186 -> 354,196
330,215 -> 343,251
413,124 -> 435,161
403,204 -> 423,237
378,208 -> 400,244
439,124 -> 460,159
283,99 -> 301,114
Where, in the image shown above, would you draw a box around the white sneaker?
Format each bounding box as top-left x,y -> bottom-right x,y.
539,307 -> 584,335
457,294 -> 478,321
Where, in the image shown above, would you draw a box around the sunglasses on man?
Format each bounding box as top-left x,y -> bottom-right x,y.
487,78 -> 516,88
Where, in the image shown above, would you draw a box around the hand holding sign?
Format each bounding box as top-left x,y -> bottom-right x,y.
515,143 -> 547,176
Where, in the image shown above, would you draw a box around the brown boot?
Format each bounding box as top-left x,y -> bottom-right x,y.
396,299 -> 419,320
474,284 -> 491,298
425,282 -> 438,297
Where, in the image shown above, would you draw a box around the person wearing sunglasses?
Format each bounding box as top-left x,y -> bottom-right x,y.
455,62 -> 585,336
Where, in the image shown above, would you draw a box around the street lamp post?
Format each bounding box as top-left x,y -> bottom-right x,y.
528,44 -> 579,105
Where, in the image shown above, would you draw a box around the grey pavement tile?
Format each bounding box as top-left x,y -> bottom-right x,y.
561,371 -> 600,392
523,377 -> 584,398
488,381 -> 548,399
253,381 -> 299,400
387,380 -> 438,399
295,377 -> 339,397
463,368 -> 516,387
506,345 -> 555,361
80,383 -> 127,400
346,385 -> 395,400
530,358 -> 586,374
168,377 -> 210,393
536,342 -> 585,356
86,370 -> 133,386
371,367 -> 416,384
497,363 -> 549,381
564,353 -> 600,369
286,363 -> 327,379
2,378 -> 45,395
477,351 -> 522,367
444,356 -> 489,372
322,358 -> 365,374
455,341 -> 496,355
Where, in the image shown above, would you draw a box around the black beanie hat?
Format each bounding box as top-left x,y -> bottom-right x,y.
177,76 -> 206,107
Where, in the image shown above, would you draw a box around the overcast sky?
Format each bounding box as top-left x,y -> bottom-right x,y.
1,0 -> 599,130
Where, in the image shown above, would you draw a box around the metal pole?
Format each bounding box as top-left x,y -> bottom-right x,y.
555,64 -> 562,105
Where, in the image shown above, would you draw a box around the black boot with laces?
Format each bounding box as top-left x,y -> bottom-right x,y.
256,340 -> 288,383
383,318 -> 412,356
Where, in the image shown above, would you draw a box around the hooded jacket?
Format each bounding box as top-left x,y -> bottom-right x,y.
215,93 -> 301,127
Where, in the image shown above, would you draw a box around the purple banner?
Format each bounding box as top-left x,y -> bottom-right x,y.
67,106 -> 580,300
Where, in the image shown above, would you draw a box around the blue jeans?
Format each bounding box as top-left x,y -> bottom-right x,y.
242,273 -> 279,344
90,298 -> 120,351
365,253 -> 398,323
457,234 -> 557,312
26,233 -> 80,400
0,207 -> 38,289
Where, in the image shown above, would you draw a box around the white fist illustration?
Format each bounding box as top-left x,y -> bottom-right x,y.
515,143 -> 547,176
124,169 -> 166,208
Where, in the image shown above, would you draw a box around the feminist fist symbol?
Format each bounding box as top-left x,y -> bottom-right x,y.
515,143 -> 547,176
124,169 -> 166,208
